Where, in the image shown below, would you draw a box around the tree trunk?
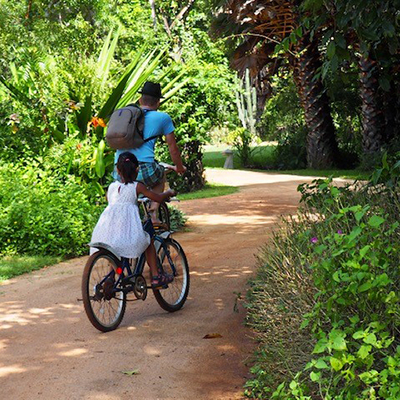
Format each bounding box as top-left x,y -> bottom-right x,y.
149,0 -> 157,29
359,57 -> 384,157
297,35 -> 339,169
382,80 -> 396,146
393,72 -> 400,146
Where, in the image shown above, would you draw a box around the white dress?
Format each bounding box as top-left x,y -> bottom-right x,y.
89,181 -> 150,258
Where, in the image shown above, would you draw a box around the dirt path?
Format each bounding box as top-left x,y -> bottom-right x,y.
0,170 -> 319,400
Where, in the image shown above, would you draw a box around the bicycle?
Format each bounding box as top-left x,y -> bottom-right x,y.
147,162 -> 176,231
81,197 -> 190,332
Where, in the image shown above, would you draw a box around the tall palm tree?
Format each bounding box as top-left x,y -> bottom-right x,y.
213,0 -> 339,168
359,56 -> 384,157
296,33 -> 339,168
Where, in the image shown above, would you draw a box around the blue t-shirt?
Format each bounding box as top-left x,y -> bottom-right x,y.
114,109 -> 175,164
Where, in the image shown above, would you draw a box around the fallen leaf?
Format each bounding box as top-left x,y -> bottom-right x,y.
121,369 -> 140,376
203,333 -> 223,339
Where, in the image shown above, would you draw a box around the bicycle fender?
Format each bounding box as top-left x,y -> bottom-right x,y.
88,242 -> 122,260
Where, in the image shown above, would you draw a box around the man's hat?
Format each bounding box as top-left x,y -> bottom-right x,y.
139,81 -> 164,98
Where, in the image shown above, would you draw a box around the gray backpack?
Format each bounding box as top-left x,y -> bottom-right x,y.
106,104 -> 160,149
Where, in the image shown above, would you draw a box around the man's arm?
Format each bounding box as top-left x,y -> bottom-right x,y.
136,182 -> 175,203
165,133 -> 186,174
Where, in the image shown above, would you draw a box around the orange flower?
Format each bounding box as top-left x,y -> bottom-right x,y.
90,116 -> 106,128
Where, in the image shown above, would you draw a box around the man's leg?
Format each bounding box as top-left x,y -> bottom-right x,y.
148,174 -> 166,224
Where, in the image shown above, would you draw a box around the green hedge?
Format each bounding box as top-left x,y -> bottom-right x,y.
0,163 -> 102,256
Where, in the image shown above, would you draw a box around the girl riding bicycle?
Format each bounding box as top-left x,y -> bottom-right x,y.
90,152 -> 175,288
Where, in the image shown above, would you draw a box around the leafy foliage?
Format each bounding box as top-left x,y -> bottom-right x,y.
0,1 -> 237,261
245,155 -> 400,399
0,162 -> 104,257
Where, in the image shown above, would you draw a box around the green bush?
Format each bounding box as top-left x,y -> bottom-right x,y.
245,156 -> 400,399
229,127 -> 254,167
168,205 -> 188,232
0,163 -> 103,257
167,140 -> 205,193
273,125 -> 308,170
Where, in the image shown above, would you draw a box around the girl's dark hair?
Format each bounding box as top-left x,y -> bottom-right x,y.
116,152 -> 139,184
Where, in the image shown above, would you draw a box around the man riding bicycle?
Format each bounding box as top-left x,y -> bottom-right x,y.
114,81 -> 186,223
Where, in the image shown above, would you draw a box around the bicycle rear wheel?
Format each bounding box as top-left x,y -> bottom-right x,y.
82,250 -> 126,332
153,238 -> 190,312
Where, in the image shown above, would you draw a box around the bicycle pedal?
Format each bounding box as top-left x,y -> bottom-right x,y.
148,284 -> 168,290
153,223 -> 168,230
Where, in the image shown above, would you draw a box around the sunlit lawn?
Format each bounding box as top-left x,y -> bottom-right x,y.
203,144 -> 275,168
203,144 -> 370,180
177,183 -> 238,201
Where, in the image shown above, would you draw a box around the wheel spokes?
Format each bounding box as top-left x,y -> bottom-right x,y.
89,257 -> 124,327
159,244 -> 187,305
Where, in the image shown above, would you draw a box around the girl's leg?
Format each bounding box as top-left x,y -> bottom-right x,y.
145,241 -> 158,277
145,240 -> 173,287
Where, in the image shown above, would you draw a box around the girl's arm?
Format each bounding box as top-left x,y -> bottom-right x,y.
136,182 -> 175,203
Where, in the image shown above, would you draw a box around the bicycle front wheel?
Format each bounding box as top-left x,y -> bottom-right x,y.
153,238 -> 190,312
82,250 -> 126,332
157,202 -> 171,231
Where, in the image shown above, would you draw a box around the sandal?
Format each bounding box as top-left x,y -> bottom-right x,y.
151,273 -> 173,288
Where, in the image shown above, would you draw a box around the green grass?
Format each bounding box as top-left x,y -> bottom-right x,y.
0,255 -> 61,281
270,169 -> 370,180
202,148 -> 230,168
177,183 -> 238,201
203,145 -> 370,181
203,144 -> 275,169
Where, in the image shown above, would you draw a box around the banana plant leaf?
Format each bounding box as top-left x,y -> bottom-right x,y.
97,27 -> 120,89
96,47 -> 163,122
51,129 -> 66,143
162,69 -> 188,93
96,63 -> 138,120
94,140 -> 106,178
162,78 -> 191,103
97,30 -> 112,72
116,47 -> 167,109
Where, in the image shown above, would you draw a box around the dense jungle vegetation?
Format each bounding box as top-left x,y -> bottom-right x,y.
0,0 -> 238,257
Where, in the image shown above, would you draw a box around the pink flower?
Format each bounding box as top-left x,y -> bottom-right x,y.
337,229 -> 343,235
311,237 -> 318,244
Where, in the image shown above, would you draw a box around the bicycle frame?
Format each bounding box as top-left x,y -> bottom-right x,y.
93,233 -> 177,296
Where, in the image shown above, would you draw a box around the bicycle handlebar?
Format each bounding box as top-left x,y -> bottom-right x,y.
159,162 -> 175,172
138,196 -> 180,203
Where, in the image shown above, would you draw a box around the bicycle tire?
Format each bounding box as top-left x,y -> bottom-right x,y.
157,202 -> 171,231
82,250 -> 126,332
153,238 -> 190,312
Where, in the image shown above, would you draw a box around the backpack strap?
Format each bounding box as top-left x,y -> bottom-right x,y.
143,134 -> 162,143
141,108 -> 163,143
